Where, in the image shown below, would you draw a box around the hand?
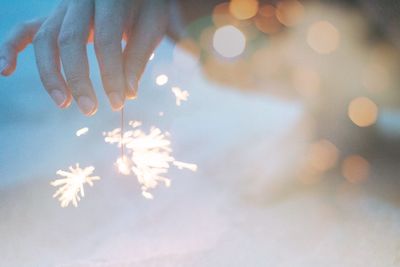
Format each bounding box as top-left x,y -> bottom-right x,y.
0,0 -> 170,115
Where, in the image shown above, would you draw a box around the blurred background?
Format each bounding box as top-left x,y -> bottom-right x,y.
1,0 -> 400,266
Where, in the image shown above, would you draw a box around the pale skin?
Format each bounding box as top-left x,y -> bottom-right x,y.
0,0 -> 173,115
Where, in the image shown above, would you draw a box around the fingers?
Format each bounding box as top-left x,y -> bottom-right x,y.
33,3 -> 72,108
94,0 -> 132,110
123,0 -> 168,97
58,0 -> 97,116
0,19 -> 43,76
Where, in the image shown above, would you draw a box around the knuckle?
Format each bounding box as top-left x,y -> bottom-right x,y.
66,73 -> 89,87
94,31 -> 119,49
58,29 -> 85,47
33,28 -> 57,44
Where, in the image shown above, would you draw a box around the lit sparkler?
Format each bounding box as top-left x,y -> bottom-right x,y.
104,121 -> 197,199
171,86 -> 189,106
50,164 -> 100,208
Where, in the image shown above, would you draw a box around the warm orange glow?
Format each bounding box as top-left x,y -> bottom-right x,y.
307,139 -> 339,172
307,21 -> 340,54
276,0 -> 304,27
213,2 -> 235,27
229,0 -> 259,20
254,5 -> 282,34
348,97 -> 378,127
213,25 -> 246,58
292,67 -> 320,97
342,155 -> 369,184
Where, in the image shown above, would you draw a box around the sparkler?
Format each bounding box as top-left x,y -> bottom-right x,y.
171,87 -> 189,106
50,164 -> 100,207
104,120 -> 197,199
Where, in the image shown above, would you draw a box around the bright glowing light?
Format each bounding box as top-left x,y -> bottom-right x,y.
307,139 -> 339,172
115,156 -> 132,175
171,86 -> 189,106
76,127 -> 89,137
276,0 -> 304,27
348,97 -> 378,127
229,0 -> 259,20
159,111 -> 164,117
50,164 -> 100,208
213,25 -> 246,58
342,155 -> 369,184
149,52 -> 155,61
104,121 -> 197,198
307,21 -> 340,54
156,74 -> 169,86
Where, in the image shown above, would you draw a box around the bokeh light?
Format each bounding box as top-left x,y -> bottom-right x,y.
276,0 -> 304,27
307,21 -> 340,54
348,97 -> 378,127
308,139 -> 339,172
254,4 -> 282,34
213,25 -> 246,58
342,155 -> 370,184
229,0 -> 259,20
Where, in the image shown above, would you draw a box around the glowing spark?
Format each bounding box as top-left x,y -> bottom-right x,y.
149,53 -> 155,61
50,164 -> 100,208
159,111 -> 164,117
173,161 -> 198,172
76,127 -> 89,137
104,121 -> 197,198
115,156 -> 132,175
156,74 -> 168,86
171,87 -> 189,106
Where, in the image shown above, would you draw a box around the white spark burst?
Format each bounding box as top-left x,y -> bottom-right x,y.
104,121 -> 197,198
76,127 -> 89,137
171,86 -> 189,106
50,164 -> 100,208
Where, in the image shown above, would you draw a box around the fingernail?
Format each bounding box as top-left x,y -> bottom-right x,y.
78,96 -> 96,115
50,89 -> 66,107
0,58 -> 8,74
109,92 -> 124,111
127,77 -> 138,99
